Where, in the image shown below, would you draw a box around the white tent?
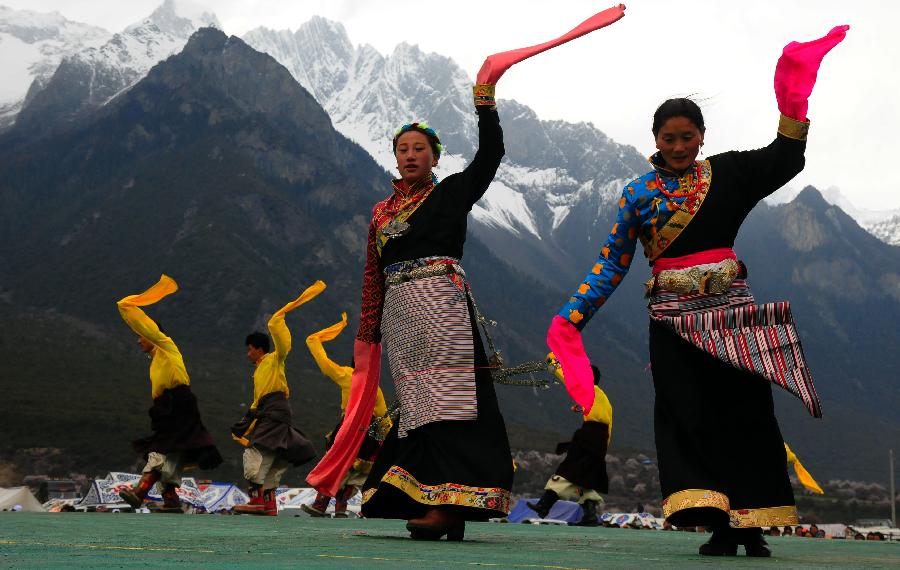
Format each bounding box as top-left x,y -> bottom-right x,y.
276,487 -> 362,515
0,486 -> 45,512
199,482 -> 249,512
79,472 -> 205,510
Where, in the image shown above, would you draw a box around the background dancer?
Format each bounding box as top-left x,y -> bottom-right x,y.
527,358 -> 611,527
231,282 -> 322,516
548,26 -> 848,557
117,275 -> 222,513
302,311 -> 390,518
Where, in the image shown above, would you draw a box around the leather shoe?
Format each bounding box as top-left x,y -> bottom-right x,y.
407,508 -> 465,541
735,528 -> 772,557
698,527 -> 738,556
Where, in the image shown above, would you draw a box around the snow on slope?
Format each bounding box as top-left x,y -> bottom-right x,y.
0,6 -> 110,123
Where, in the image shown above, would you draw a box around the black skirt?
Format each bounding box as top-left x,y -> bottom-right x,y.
247,391 -> 317,467
649,320 -> 797,529
554,421 -> 610,493
133,385 -> 223,470
361,301 -> 513,521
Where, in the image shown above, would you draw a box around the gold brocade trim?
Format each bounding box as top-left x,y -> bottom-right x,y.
729,505 -> 799,528
643,258 -> 741,296
473,84 -> 496,98
778,114 -> 810,141
473,84 -> 496,107
363,465 -> 511,513
641,160 -> 713,261
662,488 -> 730,520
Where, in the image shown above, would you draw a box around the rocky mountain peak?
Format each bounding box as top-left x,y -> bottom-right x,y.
12,2 -> 223,138
794,185 -> 831,209
135,0 -> 220,36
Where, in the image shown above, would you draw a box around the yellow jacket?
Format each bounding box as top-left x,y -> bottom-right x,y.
548,352 -> 613,443
305,311 -> 388,417
250,281 -> 325,409
117,275 -> 189,399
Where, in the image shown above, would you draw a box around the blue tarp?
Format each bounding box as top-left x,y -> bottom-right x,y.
507,497 -> 583,524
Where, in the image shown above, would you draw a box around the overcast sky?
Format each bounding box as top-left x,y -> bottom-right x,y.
7,0 -> 898,210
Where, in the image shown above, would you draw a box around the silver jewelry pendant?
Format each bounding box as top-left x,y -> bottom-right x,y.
382,219 -> 411,238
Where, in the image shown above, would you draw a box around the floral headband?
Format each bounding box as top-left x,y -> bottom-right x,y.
392,121 -> 444,158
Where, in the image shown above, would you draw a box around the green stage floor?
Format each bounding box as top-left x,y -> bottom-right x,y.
1,513 -> 897,569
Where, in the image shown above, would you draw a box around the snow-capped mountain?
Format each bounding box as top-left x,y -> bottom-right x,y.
0,6 -> 110,128
13,0 -> 219,134
767,184 -> 900,245
242,17 -> 647,279
867,215 -> 900,246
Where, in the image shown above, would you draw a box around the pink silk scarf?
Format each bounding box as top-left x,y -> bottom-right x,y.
652,248 -> 737,275
774,25 -> 849,121
476,4 -> 626,85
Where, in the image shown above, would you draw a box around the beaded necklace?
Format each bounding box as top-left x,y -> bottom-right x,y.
655,162 -> 702,198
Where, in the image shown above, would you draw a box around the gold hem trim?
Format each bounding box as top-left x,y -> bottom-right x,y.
662,488 -> 730,520
778,114 -> 810,141
362,465 -> 510,513
729,505 -> 799,528
663,489 -> 799,529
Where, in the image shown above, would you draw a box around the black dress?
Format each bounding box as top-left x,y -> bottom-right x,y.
650,132 -> 806,529
360,106 -> 514,521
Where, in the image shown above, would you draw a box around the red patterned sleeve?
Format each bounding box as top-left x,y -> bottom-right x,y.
356,215 -> 385,344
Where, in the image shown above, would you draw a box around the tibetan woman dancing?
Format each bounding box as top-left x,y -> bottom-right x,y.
548,27 -> 847,557
308,5 -> 628,540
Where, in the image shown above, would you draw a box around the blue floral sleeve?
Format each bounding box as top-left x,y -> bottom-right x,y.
558,185 -> 641,331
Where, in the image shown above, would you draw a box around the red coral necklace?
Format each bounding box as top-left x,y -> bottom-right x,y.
656,162 -> 701,198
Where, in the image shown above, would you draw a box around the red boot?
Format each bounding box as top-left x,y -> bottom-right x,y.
119,471 -> 160,509
262,488 -> 278,517
151,484 -> 184,514
233,483 -> 267,515
301,492 -> 331,517
333,485 -> 355,518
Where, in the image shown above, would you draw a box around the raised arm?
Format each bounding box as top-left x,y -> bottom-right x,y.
116,274 -> 180,357
456,92 -> 505,207
720,118 -> 807,207
269,281 -> 327,362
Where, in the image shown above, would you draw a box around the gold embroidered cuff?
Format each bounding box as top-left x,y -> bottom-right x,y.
778,114 -> 810,141
474,83 -> 496,107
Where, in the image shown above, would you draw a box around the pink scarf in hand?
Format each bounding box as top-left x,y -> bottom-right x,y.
476,4 -> 626,85
774,25 -> 849,121
306,340 -> 381,497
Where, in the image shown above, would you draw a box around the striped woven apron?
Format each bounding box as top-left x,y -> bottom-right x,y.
381,257 -> 478,437
648,278 -> 822,418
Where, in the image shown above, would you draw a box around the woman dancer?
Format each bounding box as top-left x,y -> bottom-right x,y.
308,6 -> 628,541
548,27 -> 848,556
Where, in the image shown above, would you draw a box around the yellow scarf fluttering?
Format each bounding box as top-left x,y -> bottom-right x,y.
785,442 -> 824,494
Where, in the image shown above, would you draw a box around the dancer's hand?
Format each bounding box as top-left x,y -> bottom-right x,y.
774,25 -> 849,121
